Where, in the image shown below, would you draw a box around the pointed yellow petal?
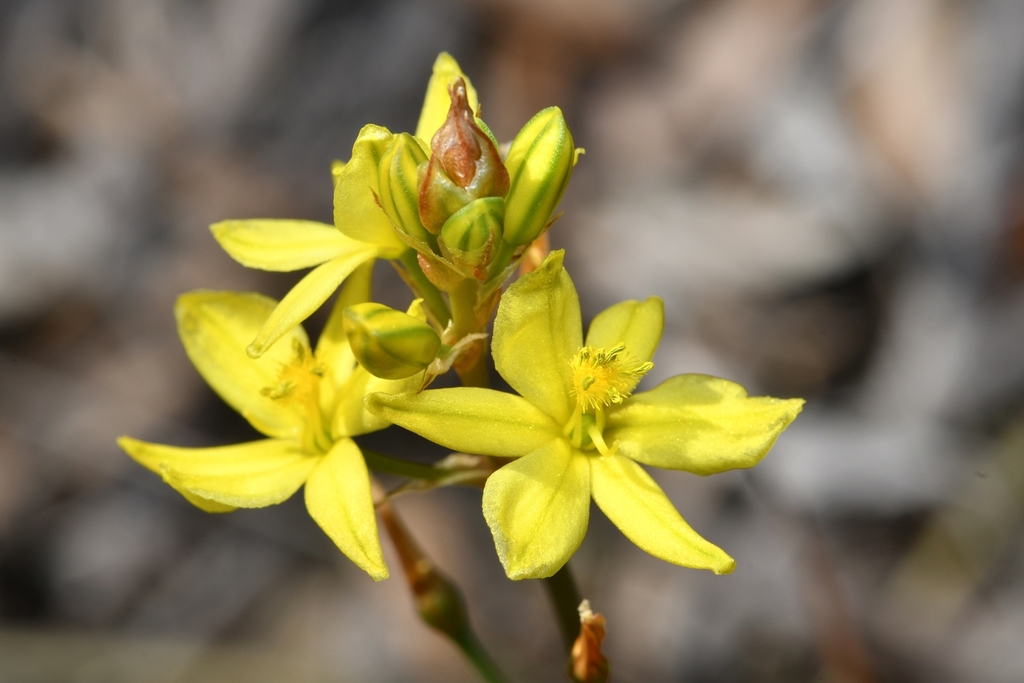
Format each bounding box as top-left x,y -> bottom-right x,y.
585,296 -> 664,367
247,249 -> 378,358
176,291 -> 310,439
118,437 -> 317,509
590,454 -> 734,574
316,261 -> 374,414
364,388 -> 560,456
334,124 -> 404,255
304,438 -> 388,581
482,440 -> 590,579
330,366 -> 422,438
492,250 -> 581,424
606,375 -> 804,475
210,219 -> 360,272
415,52 -> 479,143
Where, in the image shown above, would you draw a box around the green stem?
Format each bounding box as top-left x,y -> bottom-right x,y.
398,249 -> 451,327
449,278 -> 479,336
544,563 -> 582,653
454,631 -> 513,683
449,278 -> 491,389
485,239 -> 516,283
362,449 -> 450,481
379,502 -> 514,683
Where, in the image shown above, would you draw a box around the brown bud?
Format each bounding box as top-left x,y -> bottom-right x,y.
418,78 -> 509,234
570,600 -> 608,683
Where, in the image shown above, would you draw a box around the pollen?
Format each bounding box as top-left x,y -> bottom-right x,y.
261,339 -> 324,405
569,344 -> 652,412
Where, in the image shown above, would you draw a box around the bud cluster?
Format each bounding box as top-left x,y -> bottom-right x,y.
374,76 -> 577,289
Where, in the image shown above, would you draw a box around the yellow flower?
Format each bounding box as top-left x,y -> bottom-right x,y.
366,251 -> 804,580
118,265 -> 420,581
211,53 -> 481,358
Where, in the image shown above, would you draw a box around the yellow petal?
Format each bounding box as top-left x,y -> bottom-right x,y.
415,52 -> 480,143
179,490 -> 236,513
492,250 -> 581,424
304,438 -> 388,581
482,440 -> 590,580
606,375 -> 804,475
585,296 -> 664,367
247,248 -> 378,358
316,261 -> 374,415
331,368 -> 422,439
334,124 -> 404,255
210,219 -> 360,272
364,388 -> 560,456
590,453 -> 735,574
176,291 -> 310,439
118,437 -> 317,509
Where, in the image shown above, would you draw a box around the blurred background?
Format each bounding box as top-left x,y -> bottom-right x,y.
1,0 -> 1023,680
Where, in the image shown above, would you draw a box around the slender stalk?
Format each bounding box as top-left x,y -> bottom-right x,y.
485,240 -> 516,282
362,448 -> 450,481
448,278 -> 491,388
397,249 -> 451,327
378,501 -> 512,683
544,563 -> 583,653
453,631 -> 513,683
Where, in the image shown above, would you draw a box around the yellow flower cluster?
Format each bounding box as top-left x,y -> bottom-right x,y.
119,54 -> 802,584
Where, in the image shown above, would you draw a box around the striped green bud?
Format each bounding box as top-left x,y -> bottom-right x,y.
378,133 -> 433,245
343,303 -> 441,380
503,107 -> 575,247
439,197 -> 504,278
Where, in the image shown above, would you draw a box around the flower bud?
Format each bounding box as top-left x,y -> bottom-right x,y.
503,106 -> 576,247
569,600 -> 608,683
439,197 -> 504,279
343,303 -> 441,379
377,134 -> 434,246
418,77 -> 509,234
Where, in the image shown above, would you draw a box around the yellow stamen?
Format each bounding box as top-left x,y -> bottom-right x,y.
569,344 -> 652,413
587,424 -> 618,458
262,340 -> 330,452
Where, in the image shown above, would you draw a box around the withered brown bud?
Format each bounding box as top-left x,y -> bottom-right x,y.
418,77 -> 509,234
570,600 -> 609,683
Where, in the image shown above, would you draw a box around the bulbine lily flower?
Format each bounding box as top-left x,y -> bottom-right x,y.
119,266 -> 419,580
367,251 -> 804,580
210,53 -> 475,359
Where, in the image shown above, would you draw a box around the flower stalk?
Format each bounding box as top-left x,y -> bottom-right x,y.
378,499 -> 511,683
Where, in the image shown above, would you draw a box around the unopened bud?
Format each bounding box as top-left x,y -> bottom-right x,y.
343,303 -> 441,379
378,134 -> 434,245
569,600 -> 608,683
503,107 -> 576,247
418,78 -> 509,234
439,197 -> 504,278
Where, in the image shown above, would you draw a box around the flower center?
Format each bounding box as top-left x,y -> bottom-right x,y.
569,344 -> 652,413
565,343 -> 652,455
262,340 -> 331,453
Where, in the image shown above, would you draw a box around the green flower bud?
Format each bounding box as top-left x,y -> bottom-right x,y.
418,77 -> 509,234
503,106 -> 576,247
378,134 -> 434,245
439,197 -> 504,279
343,303 -> 441,379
